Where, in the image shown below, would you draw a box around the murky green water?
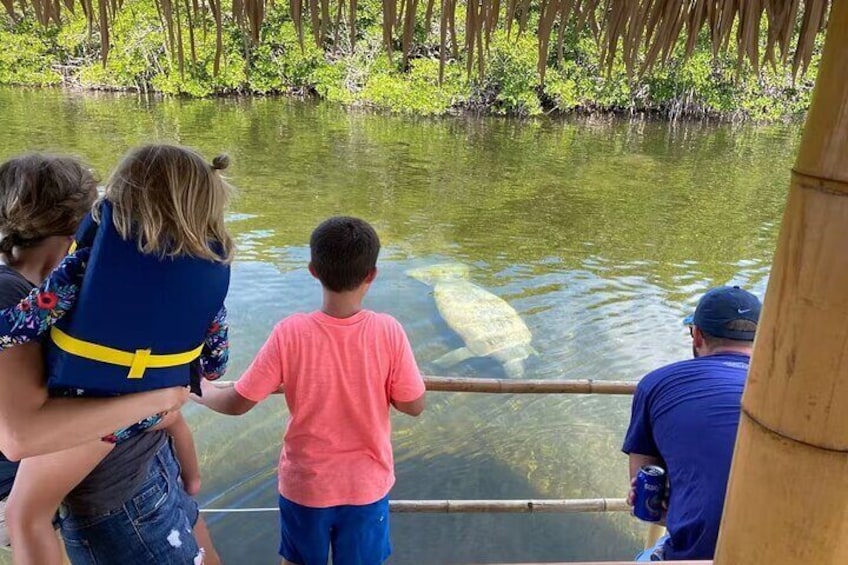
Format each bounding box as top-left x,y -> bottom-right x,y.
0,88 -> 800,563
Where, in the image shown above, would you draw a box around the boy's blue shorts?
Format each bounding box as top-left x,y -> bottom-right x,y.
278,494 -> 392,565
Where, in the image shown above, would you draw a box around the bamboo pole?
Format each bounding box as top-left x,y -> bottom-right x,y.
714,1 -> 848,563
212,377 -> 638,395
423,376 -> 636,394
388,498 -> 629,513
199,498 -> 630,514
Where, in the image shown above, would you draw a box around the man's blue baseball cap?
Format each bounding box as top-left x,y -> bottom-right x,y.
683,286 -> 761,341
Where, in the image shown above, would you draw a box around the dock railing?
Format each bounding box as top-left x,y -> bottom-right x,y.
205,375 -> 674,564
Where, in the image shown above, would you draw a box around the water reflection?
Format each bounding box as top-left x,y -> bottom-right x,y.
0,89 -> 797,563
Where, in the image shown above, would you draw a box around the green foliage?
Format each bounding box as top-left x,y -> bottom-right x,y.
311,62 -> 357,104
248,6 -> 327,94
0,1 -> 822,119
0,20 -> 62,86
359,57 -> 466,114
480,32 -> 543,116
65,0 -> 246,95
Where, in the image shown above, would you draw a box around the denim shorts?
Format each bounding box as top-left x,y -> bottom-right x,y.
278,494 -> 391,565
60,440 -> 202,565
635,534 -> 668,561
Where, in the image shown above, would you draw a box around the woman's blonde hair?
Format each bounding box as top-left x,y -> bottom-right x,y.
99,144 -> 234,263
0,154 -> 97,256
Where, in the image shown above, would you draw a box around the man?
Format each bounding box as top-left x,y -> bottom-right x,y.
622,286 -> 761,561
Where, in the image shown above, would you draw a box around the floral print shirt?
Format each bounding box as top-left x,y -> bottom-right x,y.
0,248 -> 87,348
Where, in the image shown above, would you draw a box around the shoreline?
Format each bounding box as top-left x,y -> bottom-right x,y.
0,83 -> 807,125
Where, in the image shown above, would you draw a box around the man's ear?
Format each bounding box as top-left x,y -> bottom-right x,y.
364,267 -> 378,283
692,326 -> 707,349
308,263 -> 319,280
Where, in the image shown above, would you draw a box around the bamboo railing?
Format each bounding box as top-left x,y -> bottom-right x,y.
200,498 -> 629,514
214,376 -> 639,395
423,376 -> 637,394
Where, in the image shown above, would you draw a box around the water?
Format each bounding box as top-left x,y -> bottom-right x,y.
0,88 -> 800,563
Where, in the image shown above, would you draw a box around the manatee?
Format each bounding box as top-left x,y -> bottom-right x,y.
407,263 -> 535,378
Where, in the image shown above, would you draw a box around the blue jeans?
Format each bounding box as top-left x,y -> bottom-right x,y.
60,440 -> 202,565
635,534 -> 668,561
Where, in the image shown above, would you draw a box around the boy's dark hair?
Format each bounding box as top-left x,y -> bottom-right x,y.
310,216 -> 380,292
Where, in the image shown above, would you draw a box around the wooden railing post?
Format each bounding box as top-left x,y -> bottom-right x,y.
714,1 -> 848,562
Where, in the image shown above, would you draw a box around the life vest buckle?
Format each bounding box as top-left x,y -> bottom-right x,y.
128,349 -> 153,379
50,327 -> 203,382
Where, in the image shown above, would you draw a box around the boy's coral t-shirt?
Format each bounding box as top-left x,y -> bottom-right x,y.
234,309 -> 425,508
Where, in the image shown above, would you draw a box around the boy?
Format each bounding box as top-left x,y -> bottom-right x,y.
197,216 -> 426,565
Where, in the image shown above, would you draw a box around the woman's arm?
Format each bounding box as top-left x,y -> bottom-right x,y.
0,342 -> 187,461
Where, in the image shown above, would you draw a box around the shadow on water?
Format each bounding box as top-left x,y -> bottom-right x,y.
201,452 -> 638,564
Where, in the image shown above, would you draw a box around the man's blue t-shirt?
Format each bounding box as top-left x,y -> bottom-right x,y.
622,352 -> 749,561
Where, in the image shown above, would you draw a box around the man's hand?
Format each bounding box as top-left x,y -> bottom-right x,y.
627,476 -> 637,511
626,475 -> 669,526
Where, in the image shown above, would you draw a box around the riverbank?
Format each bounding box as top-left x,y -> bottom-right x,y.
1,0 -> 819,120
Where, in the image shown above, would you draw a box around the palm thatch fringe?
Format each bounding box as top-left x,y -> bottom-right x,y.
3,0 -> 830,80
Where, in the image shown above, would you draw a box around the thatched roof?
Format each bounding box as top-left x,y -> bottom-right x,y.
1,0 -> 830,80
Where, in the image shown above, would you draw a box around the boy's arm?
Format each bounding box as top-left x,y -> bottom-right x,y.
195,380 -> 257,415
155,411 -> 202,495
392,394 -> 426,417
389,320 -> 426,417
0,248 -> 89,350
194,322 -> 286,414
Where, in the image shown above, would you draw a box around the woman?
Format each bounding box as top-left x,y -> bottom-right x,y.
0,153 -> 217,564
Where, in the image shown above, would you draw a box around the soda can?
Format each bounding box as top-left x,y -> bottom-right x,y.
633,465 -> 666,522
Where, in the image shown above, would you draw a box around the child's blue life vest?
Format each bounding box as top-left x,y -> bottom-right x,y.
45,201 -> 230,396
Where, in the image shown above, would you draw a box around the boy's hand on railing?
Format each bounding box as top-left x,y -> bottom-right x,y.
192,378 -> 230,405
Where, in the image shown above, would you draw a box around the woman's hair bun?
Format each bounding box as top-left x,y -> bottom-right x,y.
211,154 -> 230,171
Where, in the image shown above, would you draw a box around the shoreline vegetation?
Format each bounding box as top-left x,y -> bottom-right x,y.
1,1 -> 821,120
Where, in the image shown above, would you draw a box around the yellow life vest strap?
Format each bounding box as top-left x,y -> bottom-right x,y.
50,327 -> 203,379
68,241 -> 78,254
